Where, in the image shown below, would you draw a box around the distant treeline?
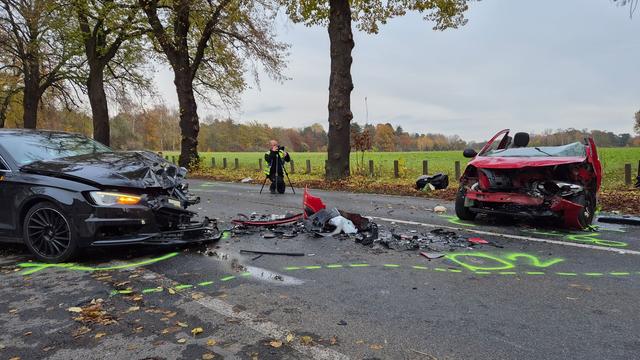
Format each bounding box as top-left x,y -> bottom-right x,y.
3,104 -> 639,151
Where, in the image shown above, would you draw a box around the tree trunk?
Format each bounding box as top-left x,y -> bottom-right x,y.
22,69 -> 40,129
174,70 -> 200,168
87,67 -> 111,145
326,0 -> 354,180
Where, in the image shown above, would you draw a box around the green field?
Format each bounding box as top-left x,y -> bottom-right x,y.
163,148 -> 640,189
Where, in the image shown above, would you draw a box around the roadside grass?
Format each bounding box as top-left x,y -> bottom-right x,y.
164,147 -> 640,190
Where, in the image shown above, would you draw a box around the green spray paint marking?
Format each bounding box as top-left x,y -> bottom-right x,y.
304,266 -> 322,270
445,252 -> 564,272
439,215 -> 477,227
142,287 -> 163,294
197,281 -> 214,286
284,266 -> 302,271
383,264 -> 400,268
349,264 -> 370,268
326,264 -> 343,269
17,252 -> 180,275
526,272 -> 545,275
220,275 -> 236,282
610,272 -> 631,276
522,229 -> 628,248
555,272 -> 577,276
584,273 -> 603,277
174,284 -> 193,290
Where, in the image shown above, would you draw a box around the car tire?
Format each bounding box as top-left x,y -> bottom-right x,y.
455,187 -> 477,221
23,202 -> 79,263
571,191 -> 596,229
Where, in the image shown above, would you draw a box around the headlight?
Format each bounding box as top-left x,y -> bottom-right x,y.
90,191 -> 142,206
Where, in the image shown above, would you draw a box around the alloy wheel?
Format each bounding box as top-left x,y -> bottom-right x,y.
26,208 -> 71,259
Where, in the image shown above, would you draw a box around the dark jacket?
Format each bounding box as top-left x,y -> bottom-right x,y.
264,149 -> 290,177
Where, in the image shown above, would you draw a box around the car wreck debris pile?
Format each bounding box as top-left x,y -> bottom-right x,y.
229,188 -> 496,254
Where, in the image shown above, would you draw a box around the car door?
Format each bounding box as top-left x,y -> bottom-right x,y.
0,153 -> 13,237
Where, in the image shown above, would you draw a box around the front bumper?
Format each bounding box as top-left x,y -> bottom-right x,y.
465,190 -> 584,228
73,202 -> 219,247
89,217 -> 219,246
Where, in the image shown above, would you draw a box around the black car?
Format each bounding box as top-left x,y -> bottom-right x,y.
0,129 -> 216,262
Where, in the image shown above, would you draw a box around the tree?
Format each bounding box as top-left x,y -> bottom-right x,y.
635,110 -> 640,135
282,0 -> 471,179
73,0 -> 149,145
0,0 -> 81,128
139,0 -> 287,168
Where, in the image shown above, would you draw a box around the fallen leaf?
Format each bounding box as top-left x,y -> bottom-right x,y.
131,296 -> 143,301
192,293 -> 205,300
67,307 -> 83,313
23,332 -> 32,336
9,357 -> 20,360
286,333 -> 294,343
166,311 -> 177,318
329,336 -> 338,345
126,306 -> 140,313
42,346 -> 55,352
206,339 -> 217,346
370,344 -> 383,350
191,327 -> 203,336
168,288 -> 176,295
177,338 -> 187,344
202,354 -> 215,360
300,336 -> 313,346
177,321 -> 188,328
269,340 -> 282,348
355,340 -> 365,344
95,332 -> 106,339
134,326 -> 144,333
9,309 -> 17,314
72,326 -> 91,338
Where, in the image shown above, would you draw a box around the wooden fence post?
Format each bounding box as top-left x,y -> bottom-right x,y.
455,161 -> 461,179
625,163 -> 632,186
223,158 -> 227,169
234,158 -> 239,170
422,160 -> 429,175
325,160 -> 328,175
290,160 -> 295,174
259,158 -> 263,171
306,159 -> 311,174
171,156 -> 176,164
369,160 -> 374,177
394,160 -> 399,178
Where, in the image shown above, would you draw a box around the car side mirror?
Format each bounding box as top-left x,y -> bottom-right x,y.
463,149 -> 478,158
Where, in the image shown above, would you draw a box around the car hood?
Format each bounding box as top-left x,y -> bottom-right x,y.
468,156 -> 587,169
20,151 -> 186,189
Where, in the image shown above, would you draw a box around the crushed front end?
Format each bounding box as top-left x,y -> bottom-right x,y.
459,163 -> 598,229
76,154 -> 219,246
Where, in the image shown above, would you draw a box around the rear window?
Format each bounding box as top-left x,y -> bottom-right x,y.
484,142 -> 586,158
0,132 -> 112,166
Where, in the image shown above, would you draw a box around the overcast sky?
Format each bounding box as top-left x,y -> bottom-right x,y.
153,0 -> 640,142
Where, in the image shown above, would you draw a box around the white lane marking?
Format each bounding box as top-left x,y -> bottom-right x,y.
372,216 -> 640,255
144,269 -> 350,360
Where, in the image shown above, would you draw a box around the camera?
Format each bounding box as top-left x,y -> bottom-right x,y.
278,145 -> 285,151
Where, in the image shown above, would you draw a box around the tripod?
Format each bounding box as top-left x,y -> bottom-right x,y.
260,154 -> 295,194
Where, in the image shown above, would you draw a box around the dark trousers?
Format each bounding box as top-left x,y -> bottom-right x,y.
269,175 -> 285,194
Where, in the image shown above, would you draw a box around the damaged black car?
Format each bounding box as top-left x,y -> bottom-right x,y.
0,129 -> 216,262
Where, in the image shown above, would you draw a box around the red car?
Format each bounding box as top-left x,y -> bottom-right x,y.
456,129 -> 602,229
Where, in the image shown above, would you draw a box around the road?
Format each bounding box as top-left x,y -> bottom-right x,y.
1,180 -> 639,360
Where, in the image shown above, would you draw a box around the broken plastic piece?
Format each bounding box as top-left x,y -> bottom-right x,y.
303,187 -> 326,218
420,252 -> 444,259
328,216 -> 358,234
468,237 -> 489,245
240,250 -> 305,256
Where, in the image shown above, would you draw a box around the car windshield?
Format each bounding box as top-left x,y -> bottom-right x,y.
0,132 -> 112,166
484,142 -> 586,158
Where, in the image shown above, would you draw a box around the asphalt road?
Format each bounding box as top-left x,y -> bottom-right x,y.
1,180 -> 640,360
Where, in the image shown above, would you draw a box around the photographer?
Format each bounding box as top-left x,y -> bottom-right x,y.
264,140 -> 291,194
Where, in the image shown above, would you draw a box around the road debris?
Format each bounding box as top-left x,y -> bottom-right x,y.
598,215 -> 640,226
434,205 -> 447,214
416,173 -> 449,190
239,250 -> 305,257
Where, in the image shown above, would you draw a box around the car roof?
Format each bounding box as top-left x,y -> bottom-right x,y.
0,128 -> 83,136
